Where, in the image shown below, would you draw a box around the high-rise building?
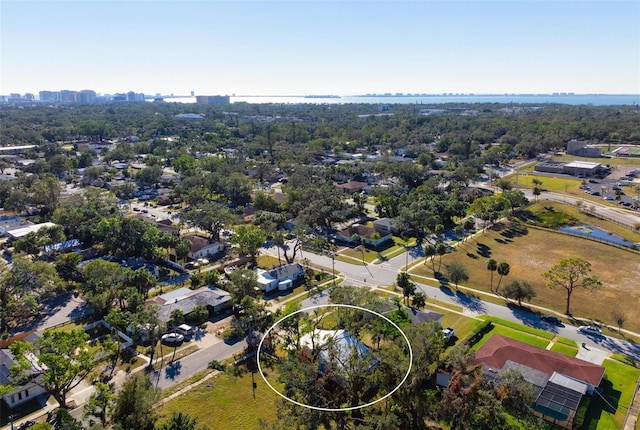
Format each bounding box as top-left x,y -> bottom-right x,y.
60,90 -> 78,103
126,91 -> 145,102
39,91 -> 60,102
195,95 -> 230,105
78,90 -> 97,104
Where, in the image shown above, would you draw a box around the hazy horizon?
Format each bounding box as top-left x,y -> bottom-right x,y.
2,1 -> 639,96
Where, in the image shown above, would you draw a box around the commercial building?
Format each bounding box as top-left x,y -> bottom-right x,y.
566,140 -> 601,158
534,160 -> 601,177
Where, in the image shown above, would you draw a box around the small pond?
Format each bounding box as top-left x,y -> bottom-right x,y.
559,225 -> 635,248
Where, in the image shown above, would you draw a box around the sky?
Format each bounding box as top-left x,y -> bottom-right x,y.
1,1 -> 639,96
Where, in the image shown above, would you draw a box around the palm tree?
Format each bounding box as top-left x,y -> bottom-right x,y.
397,272 -> 416,304
496,261 -> 510,294
424,244 -> 437,274
436,242 -> 447,273
412,292 -> 427,309
532,178 -> 543,202
486,258 -> 497,292
532,187 -> 541,202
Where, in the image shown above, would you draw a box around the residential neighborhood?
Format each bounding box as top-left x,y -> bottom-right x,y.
0,100 -> 639,430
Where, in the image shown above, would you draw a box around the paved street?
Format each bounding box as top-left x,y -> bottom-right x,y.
6,214 -> 639,429
151,337 -> 247,390
263,240 -> 640,363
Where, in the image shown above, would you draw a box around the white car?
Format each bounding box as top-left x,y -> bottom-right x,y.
578,325 -> 602,336
442,327 -> 455,341
161,332 -> 184,345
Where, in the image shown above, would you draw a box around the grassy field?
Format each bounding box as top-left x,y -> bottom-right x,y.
411,222 -> 640,332
579,359 -> 640,430
509,173 -> 583,193
157,370 -> 280,429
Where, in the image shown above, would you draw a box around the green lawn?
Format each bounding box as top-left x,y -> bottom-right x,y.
549,342 -> 578,357
339,245 -> 379,263
47,320 -> 85,333
257,254 -> 283,269
157,371 -> 280,429
373,236 -> 418,261
480,316 -> 555,340
470,325 -> 551,351
555,336 -> 578,347
578,359 -> 640,429
506,173 -> 583,192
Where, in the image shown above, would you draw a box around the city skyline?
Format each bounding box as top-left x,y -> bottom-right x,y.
2,1 -> 639,96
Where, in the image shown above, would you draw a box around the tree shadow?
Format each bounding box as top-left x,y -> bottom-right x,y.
476,243 -> 491,258
501,223 -> 529,239
466,252 -> 478,259
507,305 -> 562,335
307,288 -> 330,304
580,379 -> 621,429
193,328 -> 206,342
452,290 -> 487,313
439,285 -> 454,296
164,360 -> 183,380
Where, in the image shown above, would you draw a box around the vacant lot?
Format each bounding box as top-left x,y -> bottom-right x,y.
157,370 -> 279,429
510,173 -> 583,193
411,223 -> 640,331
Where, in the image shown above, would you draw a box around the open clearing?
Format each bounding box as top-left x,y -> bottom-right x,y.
157,370 -> 279,429
411,223 -> 640,331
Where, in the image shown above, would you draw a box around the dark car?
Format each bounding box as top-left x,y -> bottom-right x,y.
541,315 -> 562,324
579,325 -> 603,336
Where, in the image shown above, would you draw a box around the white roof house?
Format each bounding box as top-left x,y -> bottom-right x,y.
298,329 -> 375,372
256,263 -> 304,293
5,222 -> 58,239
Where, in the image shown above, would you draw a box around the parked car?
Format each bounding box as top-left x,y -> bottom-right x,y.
578,325 -> 602,336
540,315 -> 562,324
174,324 -> 195,339
442,327 -> 455,341
161,332 -> 184,345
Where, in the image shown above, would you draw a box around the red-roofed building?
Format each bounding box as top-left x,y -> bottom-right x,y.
470,335 -> 606,429
472,335 -> 604,392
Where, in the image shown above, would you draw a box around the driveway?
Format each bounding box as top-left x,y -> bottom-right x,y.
12,292 -> 90,335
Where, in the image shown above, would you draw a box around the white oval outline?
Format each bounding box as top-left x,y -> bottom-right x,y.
256,303 -> 413,412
